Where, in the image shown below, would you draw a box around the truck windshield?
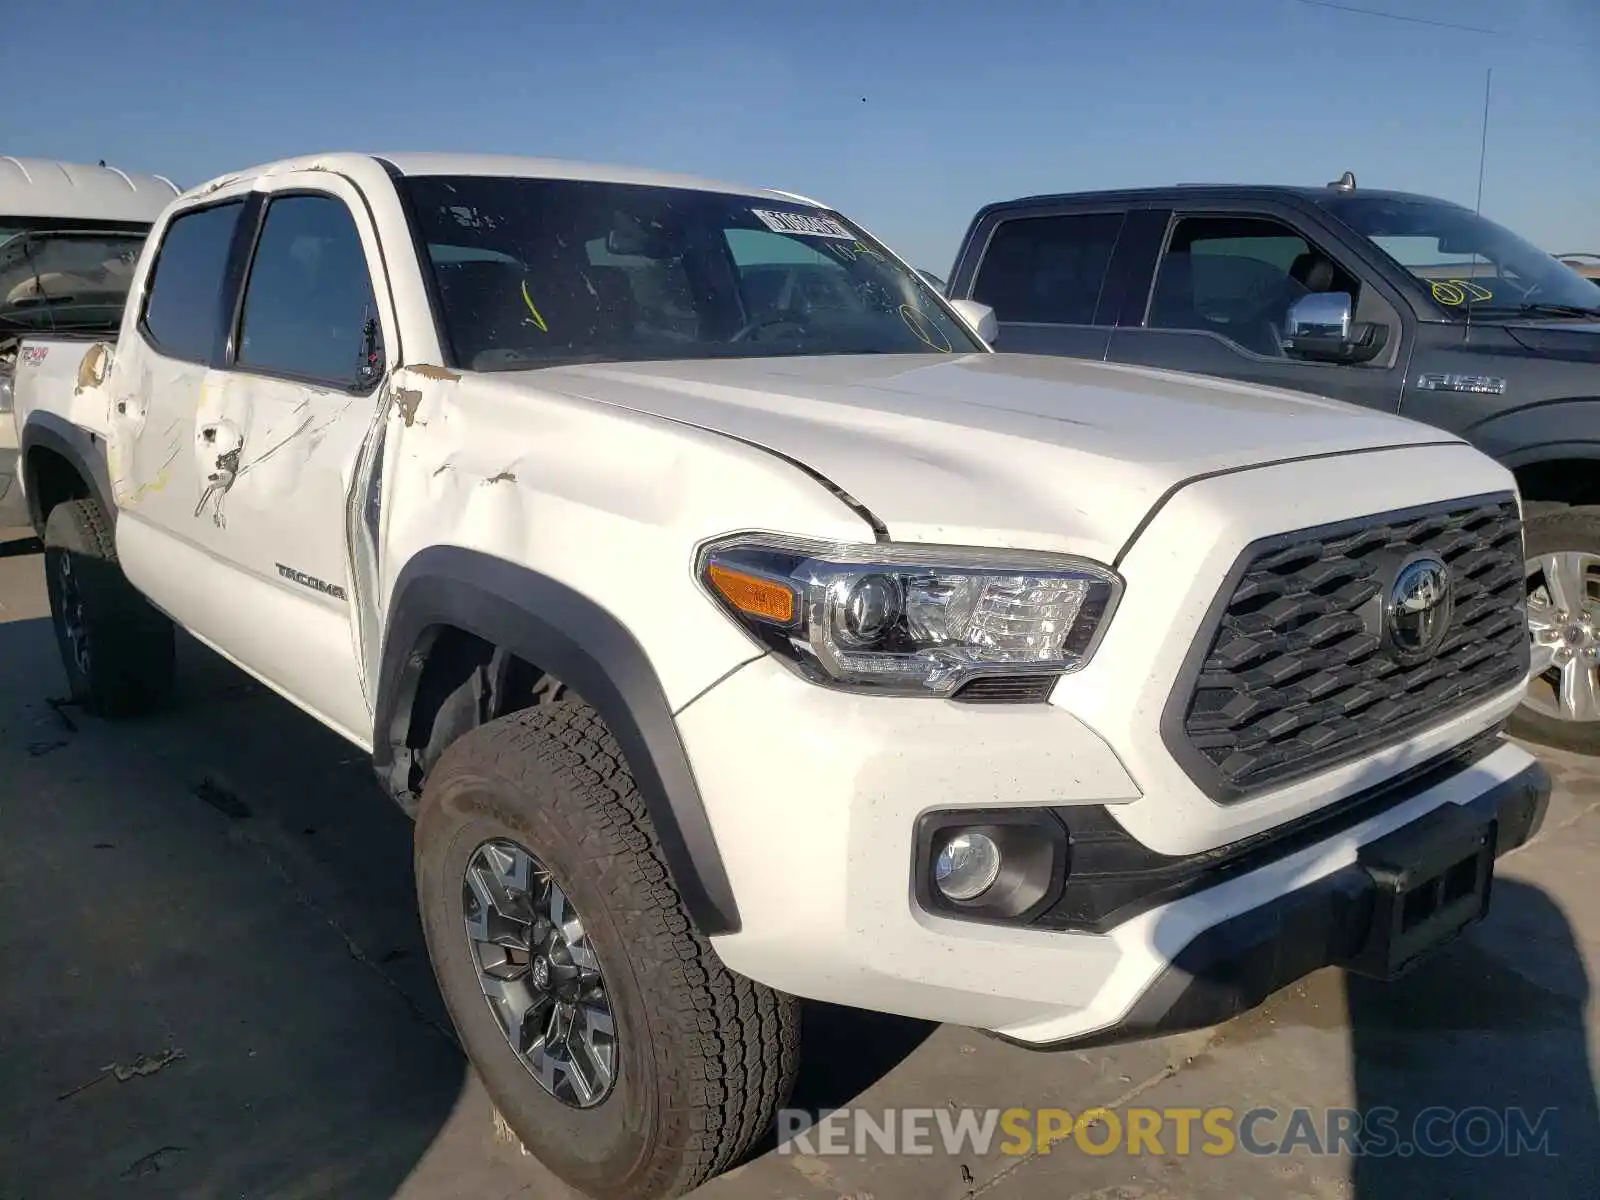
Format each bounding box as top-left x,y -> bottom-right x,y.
0,229 -> 148,335
1319,194 -> 1600,317
397,175 -> 983,370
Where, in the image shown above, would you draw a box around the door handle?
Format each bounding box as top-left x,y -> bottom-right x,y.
197,419 -> 244,487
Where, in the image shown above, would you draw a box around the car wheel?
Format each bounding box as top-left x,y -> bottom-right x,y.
42,497 -> 175,717
414,699 -> 801,1200
1511,504 -> 1600,755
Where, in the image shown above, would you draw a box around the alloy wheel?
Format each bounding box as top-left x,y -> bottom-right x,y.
461,838 -> 618,1108
51,551 -> 92,679
1524,550 -> 1600,725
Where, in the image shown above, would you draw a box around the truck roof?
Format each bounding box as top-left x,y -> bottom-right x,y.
981,182 -> 1465,214
180,151 -> 830,210
0,157 -> 180,222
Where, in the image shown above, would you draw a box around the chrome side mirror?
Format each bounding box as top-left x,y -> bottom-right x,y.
1280,289 -> 1390,365
1285,291 -> 1353,342
948,298 -> 999,344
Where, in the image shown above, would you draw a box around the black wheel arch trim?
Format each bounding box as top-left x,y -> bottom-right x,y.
373,545 -> 741,935
18,415 -> 116,536
1497,440 -> 1600,472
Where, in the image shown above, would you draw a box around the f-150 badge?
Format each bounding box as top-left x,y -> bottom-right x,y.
1415,372 -> 1506,395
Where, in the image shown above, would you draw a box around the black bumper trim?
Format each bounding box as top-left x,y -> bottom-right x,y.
1035,726 -> 1507,934
991,755 -> 1551,1052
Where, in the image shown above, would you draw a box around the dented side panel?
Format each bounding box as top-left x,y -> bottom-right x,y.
11,338 -> 116,441
25,150 -> 880,746
96,163 -> 424,740
377,368 -> 876,713
182,368 -> 383,734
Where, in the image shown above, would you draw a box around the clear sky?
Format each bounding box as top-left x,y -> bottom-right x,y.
6,0 -> 1595,274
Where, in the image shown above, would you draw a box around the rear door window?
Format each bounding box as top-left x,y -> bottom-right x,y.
971,213 -> 1126,326
141,201 -> 246,364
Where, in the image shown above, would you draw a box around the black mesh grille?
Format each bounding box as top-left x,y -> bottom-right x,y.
1164,494 -> 1527,800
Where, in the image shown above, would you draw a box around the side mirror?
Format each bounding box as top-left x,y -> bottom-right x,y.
948,298 -> 998,344
1283,291 -> 1388,365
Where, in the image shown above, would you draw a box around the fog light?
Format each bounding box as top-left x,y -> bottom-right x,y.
933,831 -> 1002,901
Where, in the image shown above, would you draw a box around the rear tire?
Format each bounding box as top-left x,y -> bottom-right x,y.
42,498 -> 175,717
1510,504 -> 1600,756
414,700 -> 800,1200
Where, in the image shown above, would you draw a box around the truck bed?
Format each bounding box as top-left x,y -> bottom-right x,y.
7,333 -> 120,531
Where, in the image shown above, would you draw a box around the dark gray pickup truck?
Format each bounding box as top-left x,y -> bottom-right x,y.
945,172 -> 1600,755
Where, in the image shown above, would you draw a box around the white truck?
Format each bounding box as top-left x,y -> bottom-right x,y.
0,156 -> 178,528
10,152 -> 1550,1199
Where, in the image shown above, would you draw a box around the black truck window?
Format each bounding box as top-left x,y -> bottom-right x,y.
140,200 -> 246,365
971,213 -> 1124,326
235,194 -> 384,390
1147,215 -> 1360,357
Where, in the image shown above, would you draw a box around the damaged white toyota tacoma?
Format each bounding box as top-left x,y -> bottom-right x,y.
10,153 -> 1550,1199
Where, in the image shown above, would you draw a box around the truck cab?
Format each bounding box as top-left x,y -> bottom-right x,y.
0,156 -> 178,528
946,174 -> 1600,754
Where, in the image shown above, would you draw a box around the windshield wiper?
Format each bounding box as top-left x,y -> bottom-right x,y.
1472,302 -> 1600,319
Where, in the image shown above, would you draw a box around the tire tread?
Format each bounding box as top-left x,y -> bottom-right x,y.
423,700 -> 800,1196
42,498 -> 174,716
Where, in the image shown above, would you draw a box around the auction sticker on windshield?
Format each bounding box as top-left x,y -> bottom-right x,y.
752,208 -> 855,239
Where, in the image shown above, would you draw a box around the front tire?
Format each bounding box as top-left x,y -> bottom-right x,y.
414,700 -> 800,1200
1511,504 -> 1600,755
42,498 -> 175,717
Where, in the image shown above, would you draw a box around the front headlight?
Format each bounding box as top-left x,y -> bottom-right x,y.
695,533 -> 1122,698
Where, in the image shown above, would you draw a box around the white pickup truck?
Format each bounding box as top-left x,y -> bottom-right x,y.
0,156 -> 178,528
11,152 -> 1550,1199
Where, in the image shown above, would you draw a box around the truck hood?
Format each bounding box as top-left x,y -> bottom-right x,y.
523,353 -> 1460,562
1504,320 -> 1600,360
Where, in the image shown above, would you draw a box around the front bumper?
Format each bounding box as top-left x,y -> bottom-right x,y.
681,655 -> 1547,1047
992,750 -> 1549,1049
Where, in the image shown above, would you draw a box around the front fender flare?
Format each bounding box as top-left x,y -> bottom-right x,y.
1462,396 -> 1600,468
373,546 -> 741,936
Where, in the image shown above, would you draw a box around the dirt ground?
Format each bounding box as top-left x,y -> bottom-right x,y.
2,530 -> 1596,1200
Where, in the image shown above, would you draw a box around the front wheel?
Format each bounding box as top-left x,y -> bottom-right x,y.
1511,505 -> 1600,755
414,700 -> 800,1200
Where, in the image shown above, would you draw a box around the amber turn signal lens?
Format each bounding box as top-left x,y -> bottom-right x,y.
707,563 -> 796,624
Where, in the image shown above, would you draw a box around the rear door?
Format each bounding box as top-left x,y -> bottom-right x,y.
952,204 -> 1136,360
109,194 -> 251,560
1105,201 -> 1414,412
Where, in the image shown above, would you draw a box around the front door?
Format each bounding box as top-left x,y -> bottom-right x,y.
1107,208 -> 1412,413
188,180 -> 395,741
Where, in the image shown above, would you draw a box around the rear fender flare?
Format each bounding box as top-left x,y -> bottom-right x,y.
18,414 -> 115,534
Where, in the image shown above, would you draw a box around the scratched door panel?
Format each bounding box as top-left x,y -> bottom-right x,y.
107,195 -> 254,605
195,372 -> 383,738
